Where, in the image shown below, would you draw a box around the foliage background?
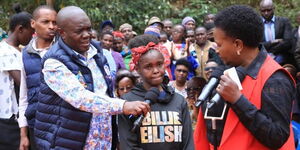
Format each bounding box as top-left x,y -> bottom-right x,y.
0,0 -> 299,33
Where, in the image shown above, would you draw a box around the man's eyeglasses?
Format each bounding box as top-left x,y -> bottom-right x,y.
186,87 -> 201,92
204,67 -> 217,71
176,69 -> 188,74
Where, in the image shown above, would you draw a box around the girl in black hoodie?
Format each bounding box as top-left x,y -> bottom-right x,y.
118,35 -> 194,150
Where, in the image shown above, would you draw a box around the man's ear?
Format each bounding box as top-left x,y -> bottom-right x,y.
57,27 -> 65,39
31,19 -> 35,29
15,24 -> 24,33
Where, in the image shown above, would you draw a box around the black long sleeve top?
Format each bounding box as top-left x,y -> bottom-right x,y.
203,50 -> 295,149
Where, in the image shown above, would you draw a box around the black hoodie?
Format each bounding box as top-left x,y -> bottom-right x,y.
118,83 -> 194,150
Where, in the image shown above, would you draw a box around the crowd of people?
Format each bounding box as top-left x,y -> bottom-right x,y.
0,0 -> 299,149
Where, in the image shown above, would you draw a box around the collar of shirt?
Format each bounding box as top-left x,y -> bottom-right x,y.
103,48 -> 113,54
32,37 -> 55,52
72,45 -> 98,64
244,46 -> 267,79
262,16 -> 275,24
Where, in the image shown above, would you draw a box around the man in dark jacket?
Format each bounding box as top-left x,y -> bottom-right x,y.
293,11 -> 300,70
259,0 -> 294,65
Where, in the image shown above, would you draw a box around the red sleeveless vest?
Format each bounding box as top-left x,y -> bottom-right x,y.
194,56 -> 295,150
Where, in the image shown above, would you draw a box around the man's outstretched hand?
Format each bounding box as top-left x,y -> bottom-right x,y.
123,101 -> 150,116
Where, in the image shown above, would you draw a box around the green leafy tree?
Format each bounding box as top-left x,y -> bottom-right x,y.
0,0 -> 299,33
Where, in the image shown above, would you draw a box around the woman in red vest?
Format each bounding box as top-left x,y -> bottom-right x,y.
194,5 -> 296,150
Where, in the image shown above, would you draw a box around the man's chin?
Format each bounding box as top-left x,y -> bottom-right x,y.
80,45 -> 90,51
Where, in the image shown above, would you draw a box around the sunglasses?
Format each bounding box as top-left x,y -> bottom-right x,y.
186,87 -> 201,92
176,69 -> 188,74
204,67 -> 217,71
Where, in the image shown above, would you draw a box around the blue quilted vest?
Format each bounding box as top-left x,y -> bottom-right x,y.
34,38 -> 114,150
22,40 -> 42,129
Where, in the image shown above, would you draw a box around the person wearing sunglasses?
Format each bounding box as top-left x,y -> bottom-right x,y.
115,69 -> 136,97
204,59 -> 219,79
168,58 -> 190,98
186,77 -> 207,127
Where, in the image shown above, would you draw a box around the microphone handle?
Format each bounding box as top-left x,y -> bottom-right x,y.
207,94 -> 221,109
128,99 -> 151,119
207,67 -> 246,109
195,99 -> 204,107
131,115 -> 145,133
198,78 -> 218,101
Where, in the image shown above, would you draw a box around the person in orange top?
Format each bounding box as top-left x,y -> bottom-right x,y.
194,5 -> 296,150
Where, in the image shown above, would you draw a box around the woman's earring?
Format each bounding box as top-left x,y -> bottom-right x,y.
237,51 -> 241,56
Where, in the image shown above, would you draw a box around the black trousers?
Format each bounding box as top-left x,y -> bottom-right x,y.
0,116 -> 20,150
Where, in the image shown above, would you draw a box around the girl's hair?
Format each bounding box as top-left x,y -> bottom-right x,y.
115,69 -> 136,89
99,31 -> 113,40
128,34 -> 159,49
9,3 -> 32,32
187,76 -> 207,90
175,58 -> 191,71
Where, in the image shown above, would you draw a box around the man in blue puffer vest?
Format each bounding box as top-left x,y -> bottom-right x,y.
34,6 -> 150,150
18,6 -> 57,150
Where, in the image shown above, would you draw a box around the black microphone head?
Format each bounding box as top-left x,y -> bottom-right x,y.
236,66 -> 247,81
210,66 -> 228,79
144,87 -> 160,104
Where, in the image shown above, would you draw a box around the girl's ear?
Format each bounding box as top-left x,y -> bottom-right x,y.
115,90 -> 120,98
135,63 -> 144,78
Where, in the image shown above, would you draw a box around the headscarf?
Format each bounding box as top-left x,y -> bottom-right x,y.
112,31 -> 124,39
144,26 -> 160,38
130,42 -> 162,71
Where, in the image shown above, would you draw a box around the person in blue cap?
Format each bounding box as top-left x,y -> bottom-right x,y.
100,20 -> 115,33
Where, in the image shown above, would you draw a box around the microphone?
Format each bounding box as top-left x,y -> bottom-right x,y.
195,66 -> 228,107
207,67 -> 246,109
131,87 -> 160,133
